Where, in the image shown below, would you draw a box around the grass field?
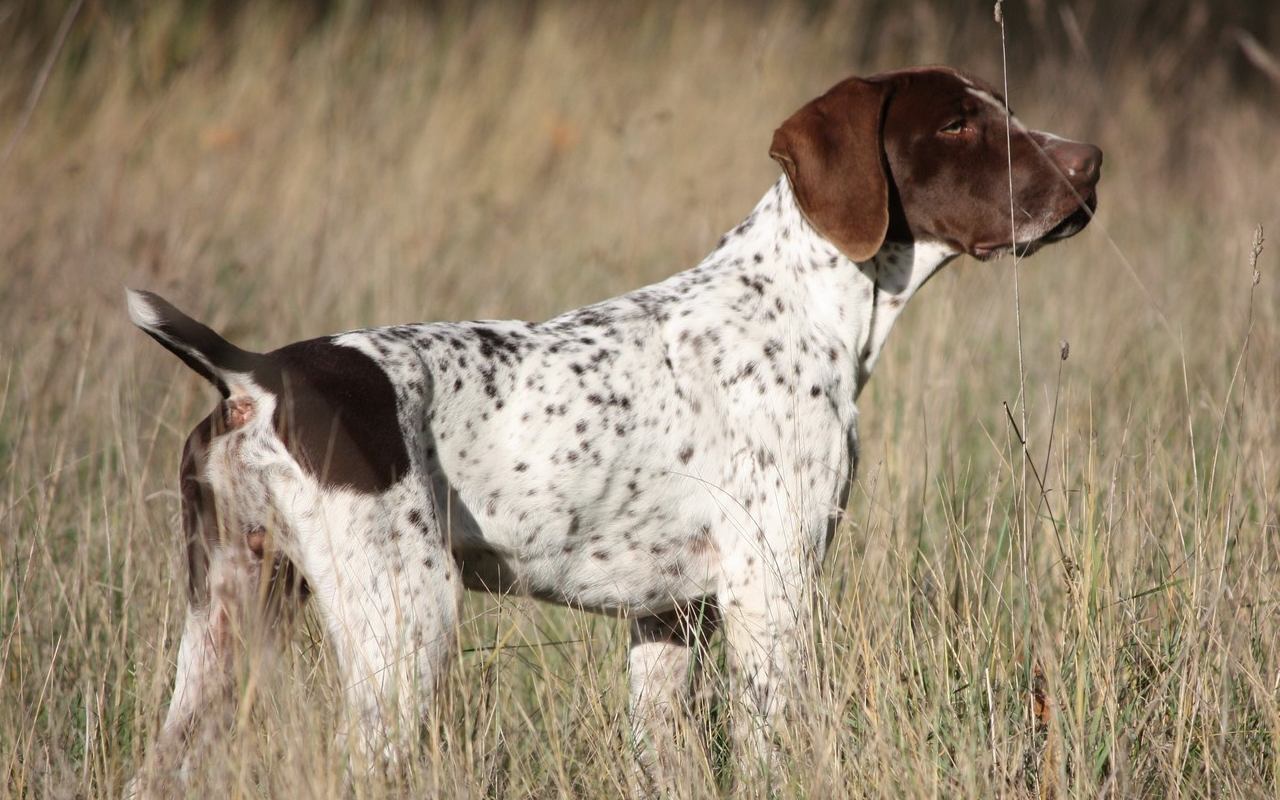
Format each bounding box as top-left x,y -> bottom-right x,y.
2,2 -> 1278,797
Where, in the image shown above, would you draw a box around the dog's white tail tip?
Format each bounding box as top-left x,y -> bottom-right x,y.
125,288 -> 162,330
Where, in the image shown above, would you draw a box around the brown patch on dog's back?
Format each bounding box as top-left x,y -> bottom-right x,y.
253,338 -> 410,494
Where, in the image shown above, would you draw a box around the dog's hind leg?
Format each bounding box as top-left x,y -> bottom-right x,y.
132,415 -> 309,798
302,485 -> 462,778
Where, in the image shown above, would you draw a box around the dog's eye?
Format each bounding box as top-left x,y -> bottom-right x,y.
939,119 -> 967,135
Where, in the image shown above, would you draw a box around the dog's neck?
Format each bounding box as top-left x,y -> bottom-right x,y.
701,177 -> 959,396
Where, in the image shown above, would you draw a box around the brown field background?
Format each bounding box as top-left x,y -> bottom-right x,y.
2,1 -> 1278,797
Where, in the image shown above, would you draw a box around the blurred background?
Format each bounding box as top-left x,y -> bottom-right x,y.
2,1 -> 1277,797
2,0 -> 1276,333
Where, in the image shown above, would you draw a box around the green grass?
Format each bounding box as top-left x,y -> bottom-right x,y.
2,2 -> 1277,797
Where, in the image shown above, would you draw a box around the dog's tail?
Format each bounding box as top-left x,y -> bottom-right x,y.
125,289 -> 264,398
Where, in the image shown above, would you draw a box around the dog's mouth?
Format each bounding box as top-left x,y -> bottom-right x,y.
971,190 -> 1098,261
1041,190 -> 1097,243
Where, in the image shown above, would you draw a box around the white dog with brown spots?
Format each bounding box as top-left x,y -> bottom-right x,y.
126,65 -> 1100,794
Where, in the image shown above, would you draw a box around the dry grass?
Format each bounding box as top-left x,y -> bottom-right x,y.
2,2 -> 1278,797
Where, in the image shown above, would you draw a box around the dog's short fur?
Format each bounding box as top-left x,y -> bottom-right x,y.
127,66 -> 1101,789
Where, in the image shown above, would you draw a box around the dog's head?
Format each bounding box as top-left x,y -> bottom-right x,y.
769,66 -> 1101,262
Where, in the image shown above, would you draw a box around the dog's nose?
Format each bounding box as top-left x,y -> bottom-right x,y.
1054,142 -> 1103,183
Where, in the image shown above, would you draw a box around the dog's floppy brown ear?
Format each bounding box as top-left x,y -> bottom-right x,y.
769,78 -> 891,262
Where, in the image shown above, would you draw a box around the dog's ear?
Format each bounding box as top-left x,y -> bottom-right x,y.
769,78 -> 891,262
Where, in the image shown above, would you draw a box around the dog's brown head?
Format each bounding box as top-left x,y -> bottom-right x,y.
769,66 -> 1101,262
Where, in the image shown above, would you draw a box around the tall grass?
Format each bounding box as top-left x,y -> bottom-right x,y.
2,2 -> 1277,797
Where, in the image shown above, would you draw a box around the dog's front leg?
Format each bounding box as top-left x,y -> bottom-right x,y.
718,520 -> 821,784
627,599 -> 719,794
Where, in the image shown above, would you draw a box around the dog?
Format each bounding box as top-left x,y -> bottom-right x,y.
126,65 -> 1101,789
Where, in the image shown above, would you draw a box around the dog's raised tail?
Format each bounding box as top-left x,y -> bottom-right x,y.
126,289 -> 263,397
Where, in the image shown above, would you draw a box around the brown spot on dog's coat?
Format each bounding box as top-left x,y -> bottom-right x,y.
245,526 -> 267,557
690,524 -> 718,555
180,415 -> 217,608
224,396 -> 255,429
